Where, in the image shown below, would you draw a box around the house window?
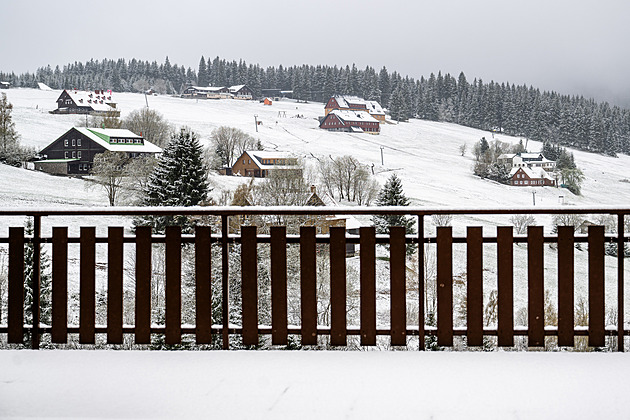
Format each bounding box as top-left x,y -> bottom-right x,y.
64,152 -> 68,159
111,139 -> 117,143
72,139 -> 76,146
72,151 -> 76,158
64,139 -> 68,147
77,139 -> 81,146
77,151 -> 82,159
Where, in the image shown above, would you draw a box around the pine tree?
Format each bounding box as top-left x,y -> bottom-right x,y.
138,128 -> 210,233
372,174 -> 416,254
198,56 -> 207,87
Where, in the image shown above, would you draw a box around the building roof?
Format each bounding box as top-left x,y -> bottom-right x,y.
329,109 -> 379,124
229,85 -> 249,93
330,96 -> 385,115
73,127 -> 162,153
244,151 -> 298,170
63,90 -> 116,112
510,166 -> 555,180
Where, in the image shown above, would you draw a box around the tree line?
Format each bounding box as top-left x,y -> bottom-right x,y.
2,56 -> 630,156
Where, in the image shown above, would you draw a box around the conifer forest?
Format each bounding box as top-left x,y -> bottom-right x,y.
2,56 -> 629,156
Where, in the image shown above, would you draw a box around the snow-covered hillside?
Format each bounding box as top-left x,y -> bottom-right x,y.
2,88 -> 630,320
6,87 -> 630,213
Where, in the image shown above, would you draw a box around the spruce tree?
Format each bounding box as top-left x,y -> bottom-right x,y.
138,128 -> 209,233
373,174 -> 416,254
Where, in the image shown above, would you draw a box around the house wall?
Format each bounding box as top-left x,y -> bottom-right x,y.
231,153 -> 262,177
34,161 -> 70,175
319,114 -> 380,133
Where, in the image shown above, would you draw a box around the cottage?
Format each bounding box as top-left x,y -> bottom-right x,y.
324,96 -> 386,122
263,98 -> 273,105
50,89 -> 119,116
231,151 -> 299,178
35,127 -> 161,175
229,85 -> 254,100
0,82 -> 10,89
510,167 -> 557,187
319,109 -> 380,134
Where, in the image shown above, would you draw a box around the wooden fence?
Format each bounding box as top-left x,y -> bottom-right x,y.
0,206 -> 628,350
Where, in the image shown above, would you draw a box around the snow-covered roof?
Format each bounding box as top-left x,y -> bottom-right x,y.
510,166 -> 554,180
229,85 -> 248,93
245,151 -> 298,170
330,109 -> 379,124
64,90 -> 116,112
330,96 -> 384,116
189,86 -> 228,92
365,100 -> 385,115
74,127 -> 162,153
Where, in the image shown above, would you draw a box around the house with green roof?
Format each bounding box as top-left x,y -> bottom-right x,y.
35,127 -> 162,175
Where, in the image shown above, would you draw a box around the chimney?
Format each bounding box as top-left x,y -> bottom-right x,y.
310,185 -> 316,194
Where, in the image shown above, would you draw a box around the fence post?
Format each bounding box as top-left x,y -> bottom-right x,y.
618,213 -> 625,352
417,215 -> 425,350
32,215 -> 41,350
221,214 -> 230,350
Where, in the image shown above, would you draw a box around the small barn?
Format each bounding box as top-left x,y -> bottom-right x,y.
263,98 -> 273,105
35,127 -> 161,175
0,82 -> 10,89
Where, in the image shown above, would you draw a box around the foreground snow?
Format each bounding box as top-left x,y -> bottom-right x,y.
0,350 -> 628,419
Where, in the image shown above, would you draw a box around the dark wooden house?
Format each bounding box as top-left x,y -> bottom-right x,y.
319,110 -> 380,134
229,84 -> 254,100
35,127 -> 162,175
50,89 -> 119,116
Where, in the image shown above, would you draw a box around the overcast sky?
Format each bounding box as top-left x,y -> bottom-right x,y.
2,0 -> 629,106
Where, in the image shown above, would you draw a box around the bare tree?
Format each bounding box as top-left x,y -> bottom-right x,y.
432,214 -> 453,227
124,108 -> 172,147
318,154 -> 379,204
458,143 -> 467,156
510,214 -> 537,234
211,126 -> 260,168
89,151 -> 129,206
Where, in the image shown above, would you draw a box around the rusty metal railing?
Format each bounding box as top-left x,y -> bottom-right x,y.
0,206 -> 627,350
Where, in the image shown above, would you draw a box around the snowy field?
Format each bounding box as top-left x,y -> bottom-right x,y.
2,87 -> 630,322
1,350 -> 629,419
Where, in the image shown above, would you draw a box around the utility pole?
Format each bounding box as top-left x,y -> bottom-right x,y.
254,115 -> 258,133
380,146 -> 384,165
532,190 -> 536,206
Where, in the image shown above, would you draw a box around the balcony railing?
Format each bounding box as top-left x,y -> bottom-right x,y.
0,206 -> 628,350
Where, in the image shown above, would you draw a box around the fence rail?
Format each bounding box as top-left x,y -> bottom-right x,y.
0,206 -> 628,350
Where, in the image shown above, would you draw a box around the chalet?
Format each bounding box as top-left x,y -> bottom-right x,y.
319,110 -> 380,134
229,84 -> 254,100
510,167 -> 557,187
498,152 -> 556,171
0,82 -> 10,89
34,127 -> 162,175
325,96 -> 386,122
231,151 -> 299,178
50,89 -> 119,116
181,86 -> 231,99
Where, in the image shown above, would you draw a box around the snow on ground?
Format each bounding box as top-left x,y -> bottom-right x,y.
1,350 -> 629,419
2,87 -> 630,325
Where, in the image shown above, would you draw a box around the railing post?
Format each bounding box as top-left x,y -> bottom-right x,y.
221,214 -> 230,350
32,215 -> 41,350
618,213 -> 625,352
417,215 -> 425,351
